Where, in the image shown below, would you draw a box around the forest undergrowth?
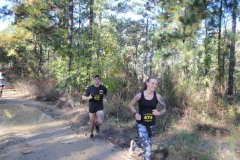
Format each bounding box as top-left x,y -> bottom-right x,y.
9,75 -> 240,160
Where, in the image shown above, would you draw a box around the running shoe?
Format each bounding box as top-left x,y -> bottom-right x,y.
90,133 -> 94,138
129,140 -> 137,153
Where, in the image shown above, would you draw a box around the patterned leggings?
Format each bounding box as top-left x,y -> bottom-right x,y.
136,123 -> 155,160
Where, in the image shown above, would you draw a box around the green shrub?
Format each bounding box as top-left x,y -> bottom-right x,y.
167,131 -> 215,160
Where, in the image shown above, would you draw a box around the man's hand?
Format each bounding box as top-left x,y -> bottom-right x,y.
103,98 -> 107,103
88,94 -> 93,100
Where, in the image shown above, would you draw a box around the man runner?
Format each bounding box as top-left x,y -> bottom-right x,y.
82,75 -> 108,138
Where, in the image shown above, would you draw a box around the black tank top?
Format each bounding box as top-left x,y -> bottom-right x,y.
137,91 -> 158,125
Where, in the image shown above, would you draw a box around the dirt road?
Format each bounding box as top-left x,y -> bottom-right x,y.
0,86 -> 134,160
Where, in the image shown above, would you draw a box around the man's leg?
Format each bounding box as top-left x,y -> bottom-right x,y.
96,110 -> 104,125
89,112 -> 96,138
95,110 -> 104,133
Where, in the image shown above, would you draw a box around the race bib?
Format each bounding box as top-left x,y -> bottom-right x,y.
142,113 -> 155,125
93,95 -> 100,101
143,113 -> 154,122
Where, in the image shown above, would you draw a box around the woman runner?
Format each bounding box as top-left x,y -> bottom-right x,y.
128,77 -> 167,160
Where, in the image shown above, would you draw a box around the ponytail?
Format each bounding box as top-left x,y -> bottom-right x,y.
141,81 -> 148,92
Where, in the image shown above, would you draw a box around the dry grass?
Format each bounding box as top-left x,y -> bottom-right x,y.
14,78 -> 60,101
158,98 -> 240,160
12,77 -> 240,160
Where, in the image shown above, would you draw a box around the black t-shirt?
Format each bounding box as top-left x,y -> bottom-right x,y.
137,92 -> 158,126
84,85 -> 107,112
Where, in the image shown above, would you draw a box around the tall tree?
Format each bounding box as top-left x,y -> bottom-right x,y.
228,0 -> 238,95
217,0 -> 225,93
67,0 -> 73,72
89,0 -> 94,41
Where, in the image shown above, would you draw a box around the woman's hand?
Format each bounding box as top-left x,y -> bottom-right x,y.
152,109 -> 159,116
135,113 -> 141,120
152,109 -> 166,116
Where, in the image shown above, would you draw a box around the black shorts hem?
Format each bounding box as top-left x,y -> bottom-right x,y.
89,107 -> 103,113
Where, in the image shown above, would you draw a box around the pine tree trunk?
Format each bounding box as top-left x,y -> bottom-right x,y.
67,0 -> 73,73
39,45 -> 43,75
227,0 -> 238,96
217,0 -> 224,95
89,0 -> 94,41
87,0 -> 94,83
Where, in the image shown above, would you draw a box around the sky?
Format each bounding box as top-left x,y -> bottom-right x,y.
0,0 -> 239,32
0,0 -> 13,31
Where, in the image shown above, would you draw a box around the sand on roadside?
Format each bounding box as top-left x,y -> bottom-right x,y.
0,85 -> 135,160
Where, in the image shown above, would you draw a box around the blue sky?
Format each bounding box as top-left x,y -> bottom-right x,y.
0,0 -> 13,31
0,0 -> 239,32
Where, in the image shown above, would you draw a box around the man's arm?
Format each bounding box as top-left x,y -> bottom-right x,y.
103,94 -> 108,103
103,86 -> 108,103
82,94 -> 92,100
82,87 -> 92,100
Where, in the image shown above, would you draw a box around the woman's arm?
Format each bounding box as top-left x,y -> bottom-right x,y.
128,93 -> 141,120
153,94 -> 167,116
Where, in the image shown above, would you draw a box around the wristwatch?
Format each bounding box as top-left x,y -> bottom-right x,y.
133,112 -> 138,116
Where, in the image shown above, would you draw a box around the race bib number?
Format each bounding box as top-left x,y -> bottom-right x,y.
93,95 -> 100,101
143,113 -> 154,123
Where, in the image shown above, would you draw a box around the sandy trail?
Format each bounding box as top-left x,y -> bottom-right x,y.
0,86 -> 134,160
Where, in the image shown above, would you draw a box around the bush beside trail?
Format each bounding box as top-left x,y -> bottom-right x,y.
10,77 -> 240,160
